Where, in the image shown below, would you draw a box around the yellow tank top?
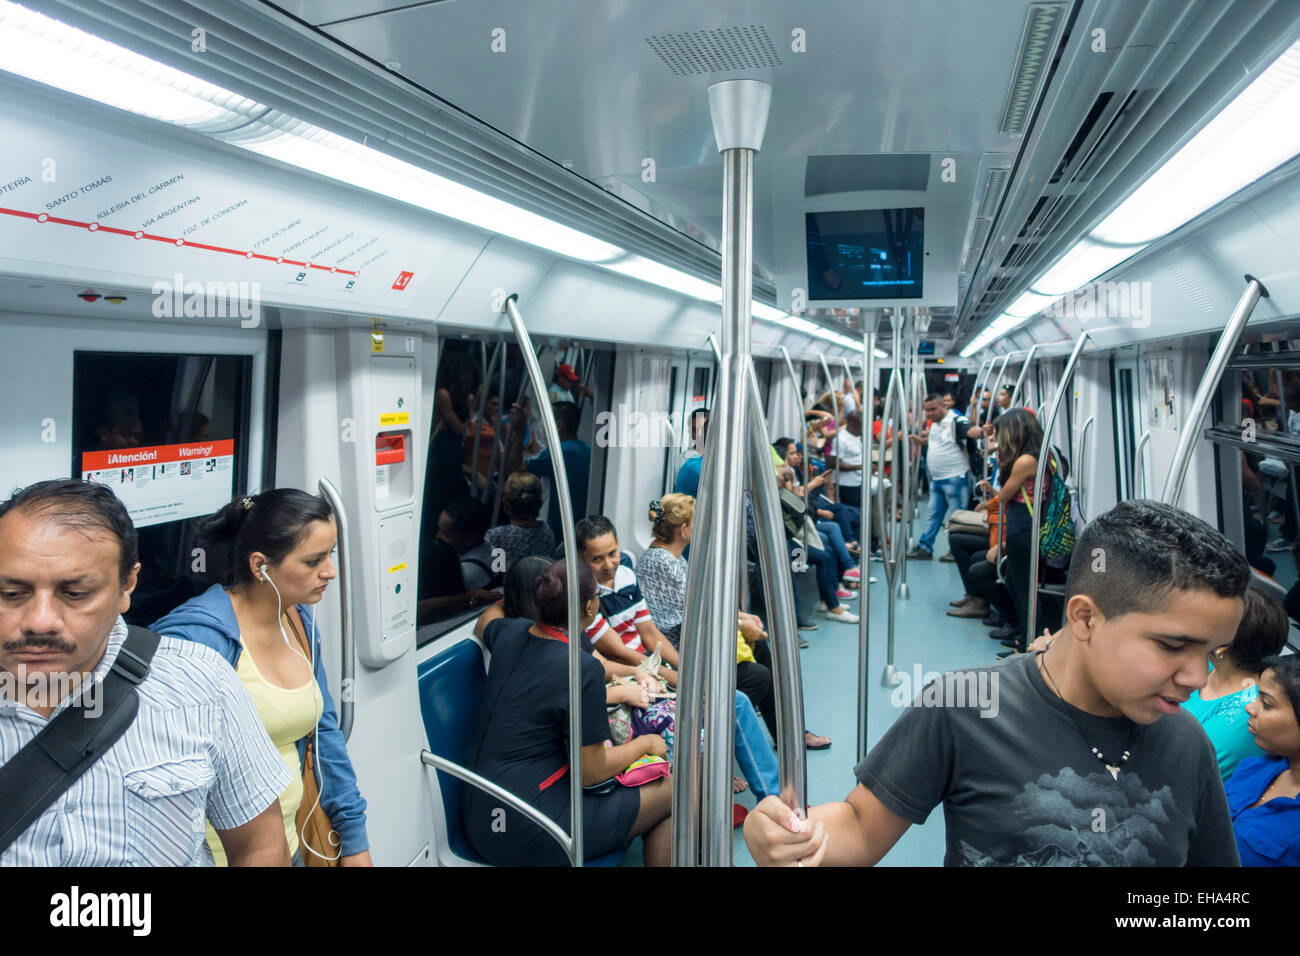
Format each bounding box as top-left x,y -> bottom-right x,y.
206,637 -> 323,866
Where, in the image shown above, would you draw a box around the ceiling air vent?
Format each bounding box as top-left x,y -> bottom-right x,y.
1000,2 -> 1069,135
645,26 -> 782,76
978,167 -> 1011,219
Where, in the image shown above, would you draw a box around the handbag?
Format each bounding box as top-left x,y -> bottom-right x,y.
284,607 -> 343,866
947,508 -> 988,536
986,496 -> 1002,549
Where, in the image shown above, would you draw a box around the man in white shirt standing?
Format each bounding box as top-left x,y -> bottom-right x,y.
827,410 -> 864,509
908,394 -> 983,560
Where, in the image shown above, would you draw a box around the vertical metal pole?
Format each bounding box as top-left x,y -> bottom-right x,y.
743,360 -> 807,811
818,353 -> 842,492
1008,344 -> 1040,408
858,316 -> 877,762
502,295 -> 582,867
877,368 -> 906,687
316,478 -> 354,741
1026,331 -> 1090,646
898,315 -> 913,600
982,352 -> 1014,485
1161,277 -> 1268,507
778,346 -> 810,561
675,79 -> 768,862
469,341 -> 499,499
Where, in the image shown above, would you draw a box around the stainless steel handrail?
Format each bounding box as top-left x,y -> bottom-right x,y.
1162,277 -> 1269,507
982,353 -> 1014,485
778,345 -> 810,560
877,364 -> 907,687
744,358 -> 807,812
858,316 -> 877,762
421,750 -> 571,856
1134,431 -> 1152,497
503,294 -> 582,866
1008,344 -> 1040,408
1027,331 -> 1091,643
818,352 -> 842,493
1077,415 -> 1096,523
316,477 -> 354,741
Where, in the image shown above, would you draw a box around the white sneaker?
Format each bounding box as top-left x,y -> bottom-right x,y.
816,601 -> 829,612
1265,538 -> 1292,552
823,607 -> 860,624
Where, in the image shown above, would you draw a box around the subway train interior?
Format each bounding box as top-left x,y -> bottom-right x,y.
2,0 -> 1300,872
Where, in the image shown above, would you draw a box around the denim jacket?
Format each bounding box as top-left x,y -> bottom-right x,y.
151,583 -> 368,856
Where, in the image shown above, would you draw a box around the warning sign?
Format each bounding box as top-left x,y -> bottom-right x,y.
81,439 -> 235,529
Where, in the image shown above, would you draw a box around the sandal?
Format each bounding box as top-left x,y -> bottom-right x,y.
733,776 -> 748,794
805,731 -> 832,751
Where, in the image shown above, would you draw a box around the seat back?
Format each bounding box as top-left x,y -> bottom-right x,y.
417,638 -> 489,864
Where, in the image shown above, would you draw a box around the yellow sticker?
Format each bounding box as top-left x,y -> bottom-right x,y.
371,331 -> 385,352
388,562 -> 407,574
379,412 -> 410,426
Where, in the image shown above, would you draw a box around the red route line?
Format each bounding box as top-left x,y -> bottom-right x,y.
0,205 -> 359,276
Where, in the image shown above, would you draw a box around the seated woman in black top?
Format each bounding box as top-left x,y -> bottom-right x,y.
464,559 -> 673,866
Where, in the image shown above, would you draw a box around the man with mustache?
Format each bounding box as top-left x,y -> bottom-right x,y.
0,479 -> 291,865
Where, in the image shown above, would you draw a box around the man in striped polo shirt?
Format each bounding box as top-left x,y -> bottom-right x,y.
0,479 -> 291,866
576,516 -> 681,675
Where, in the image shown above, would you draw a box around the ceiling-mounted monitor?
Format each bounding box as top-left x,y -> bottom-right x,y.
806,207 -> 924,301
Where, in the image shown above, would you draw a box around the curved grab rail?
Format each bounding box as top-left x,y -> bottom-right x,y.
1008,344 -> 1040,408
1077,415 -> 1096,523
818,353 -> 842,493
857,319 -> 876,762
316,477 -> 354,741
778,346 -> 810,559
876,365 -> 907,686
1027,332 -> 1091,643
503,294 -> 583,867
1161,277 -> 1269,507
1133,431 -> 1152,498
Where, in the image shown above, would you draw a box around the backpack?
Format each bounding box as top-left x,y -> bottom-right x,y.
952,414 -> 979,469
1027,449 -> 1076,559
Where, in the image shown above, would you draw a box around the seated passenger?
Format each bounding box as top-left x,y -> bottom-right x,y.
478,555 -> 781,799
519,401 -> 591,542
485,471 -> 556,571
464,559 -> 673,866
152,490 -> 372,866
576,515 -> 682,671
417,496 -> 504,624
0,479 -> 291,866
1184,586 -> 1289,781
745,500 -> 1248,866
1226,655 -> 1300,866
641,495 -> 832,751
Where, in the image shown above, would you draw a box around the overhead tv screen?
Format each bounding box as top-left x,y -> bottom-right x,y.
806,207 -> 924,300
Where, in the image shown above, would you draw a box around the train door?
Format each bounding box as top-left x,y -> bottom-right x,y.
1111,346 -> 1146,498
1073,352 -> 1119,524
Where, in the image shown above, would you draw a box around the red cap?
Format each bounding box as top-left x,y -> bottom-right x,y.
556,363 -> 580,383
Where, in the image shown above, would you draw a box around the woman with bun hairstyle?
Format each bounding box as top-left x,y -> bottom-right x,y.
485,470 -> 556,570
151,490 -> 371,866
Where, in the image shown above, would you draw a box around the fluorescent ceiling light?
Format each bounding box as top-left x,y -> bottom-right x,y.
600,255 -> 722,300
1004,290 -> 1056,318
0,0 -> 258,126
1029,238 -> 1146,296
1091,40 -> 1300,245
784,317 -> 822,335
752,303 -> 788,322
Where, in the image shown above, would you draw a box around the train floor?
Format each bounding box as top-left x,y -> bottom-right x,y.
619,522 -> 997,867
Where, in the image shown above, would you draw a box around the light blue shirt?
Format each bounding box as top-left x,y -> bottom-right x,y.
0,617 -> 290,866
1183,665 -> 1263,782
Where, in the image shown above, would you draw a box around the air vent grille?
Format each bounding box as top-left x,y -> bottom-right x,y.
1167,265 -> 1214,313
645,26 -> 782,76
1000,2 -> 1069,135
978,167 -> 1011,219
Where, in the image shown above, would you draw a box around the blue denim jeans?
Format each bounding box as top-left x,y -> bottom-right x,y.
735,691 -> 779,799
919,473 -> 971,553
816,520 -> 858,577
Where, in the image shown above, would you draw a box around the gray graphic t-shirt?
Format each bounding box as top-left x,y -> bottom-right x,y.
854,653 -> 1239,866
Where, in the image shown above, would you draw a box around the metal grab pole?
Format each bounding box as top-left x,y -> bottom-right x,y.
1027,331 -> 1091,645
778,346 -> 810,561
1162,277 -> 1269,507
675,80 -> 768,866
1077,416 -> 1096,522
1134,431 -> 1152,497
316,478 -> 354,741
983,352 -> 1014,485
743,359 -> 807,811
897,316 -> 913,599
818,353 -> 842,494
1008,344 -> 1040,408
858,317 -> 877,762
877,368 -> 906,687
503,294 -> 582,866
472,342 -> 505,502
969,357 -> 994,424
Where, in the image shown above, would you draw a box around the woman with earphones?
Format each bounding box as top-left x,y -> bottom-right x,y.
151,490 -> 372,866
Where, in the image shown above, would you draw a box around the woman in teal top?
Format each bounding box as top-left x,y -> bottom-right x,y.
1183,586 -> 1288,781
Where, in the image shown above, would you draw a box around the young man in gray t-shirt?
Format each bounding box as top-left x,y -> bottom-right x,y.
745,500 -> 1247,866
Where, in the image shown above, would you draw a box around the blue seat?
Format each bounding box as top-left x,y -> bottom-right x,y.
417,635 -> 627,867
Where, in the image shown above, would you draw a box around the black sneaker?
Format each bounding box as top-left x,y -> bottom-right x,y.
906,547 -> 932,561
995,648 -> 1020,660
797,636 -> 810,649
797,620 -> 818,631
939,551 -> 956,563
988,623 -> 1019,641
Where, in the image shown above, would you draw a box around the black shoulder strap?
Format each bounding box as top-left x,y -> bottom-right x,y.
0,625 -> 161,856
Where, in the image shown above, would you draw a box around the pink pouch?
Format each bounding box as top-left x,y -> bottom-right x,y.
615,754 -> 670,787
